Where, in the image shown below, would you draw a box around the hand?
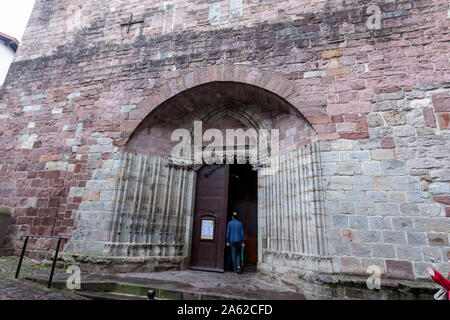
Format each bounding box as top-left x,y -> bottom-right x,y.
241,243 -> 245,247
226,242 -> 230,247
426,268 -> 435,277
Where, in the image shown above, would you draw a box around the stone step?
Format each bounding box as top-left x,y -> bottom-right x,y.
27,277 -> 241,300
75,291 -> 147,300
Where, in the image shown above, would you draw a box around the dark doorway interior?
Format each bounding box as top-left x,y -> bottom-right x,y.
226,164 -> 258,271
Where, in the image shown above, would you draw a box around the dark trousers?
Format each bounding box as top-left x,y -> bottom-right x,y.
230,242 -> 242,272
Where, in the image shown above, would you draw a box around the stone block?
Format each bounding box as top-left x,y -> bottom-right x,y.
355,139 -> 381,150
413,262 -> 431,279
437,113 -> 450,130
373,101 -> 398,112
381,160 -> 407,175
67,92 -> 81,100
99,190 -> 114,201
361,230 -> 382,243
304,70 -> 326,78
356,202 -> 377,215
330,140 -> 354,151
396,245 -> 423,262
321,49 -> 343,59
327,176 -> 353,190
45,161 -> 68,171
326,191 -> 346,201
387,191 -> 405,203
367,115 -> 384,127
69,187 -> 84,197
426,233 -> 449,247
23,105 -> 41,112
397,176 -> 421,190
339,202 -> 355,215
422,247 -> 442,263
417,203 -> 442,217
342,229 -> 362,243
414,217 -> 450,233
351,243 -> 372,258
208,2 -> 221,25
322,162 -> 337,175
383,110 -> 406,126
361,161 -> 381,175
380,138 -> 395,149
430,169 -> 450,182
340,257 -> 363,275
392,217 -> 414,231
333,215 -> 349,229
376,91 -> 405,102
325,201 -> 339,214
366,191 -> 387,202
361,258 -> 386,275
434,196 -> 450,205
407,232 -> 428,246
408,158 -> 442,170
372,244 -> 396,259
332,242 -> 351,256
394,125 -> 416,138
406,191 -> 429,203
349,216 -> 369,229
346,191 -> 365,201
374,177 -> 398,190
354,176 -> 374,191
385,260 -> 414,280
400,203 -> 419,216
371,149 -> 396,160
376,203 -> 400,216
321,151 -> 339,162
340,151 -> 371,161
327,229 -> 342,242
336,162 -> 361,175
429,183 -> 450,195
229,0 -> 243,17
383,231 -> 407,245
369,216 -> 392,230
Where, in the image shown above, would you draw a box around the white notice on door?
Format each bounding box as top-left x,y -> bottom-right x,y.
201,219 -> 214,240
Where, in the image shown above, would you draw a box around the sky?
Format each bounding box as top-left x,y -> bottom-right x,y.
0,0 -> 36,41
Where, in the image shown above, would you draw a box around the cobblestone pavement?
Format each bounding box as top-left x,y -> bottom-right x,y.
0,257 -> 86,300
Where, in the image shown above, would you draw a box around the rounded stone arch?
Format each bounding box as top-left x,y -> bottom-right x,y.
168,103 -> 273,170
189,103 -> 269,136
117,65 -> 327,146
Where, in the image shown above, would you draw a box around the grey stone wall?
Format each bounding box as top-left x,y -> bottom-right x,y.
321,84 -> 450,280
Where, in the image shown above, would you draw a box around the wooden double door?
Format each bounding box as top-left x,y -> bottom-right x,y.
190,164 -> 257,272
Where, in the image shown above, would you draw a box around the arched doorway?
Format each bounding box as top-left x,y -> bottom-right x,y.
103,80 -> 329,275
190,163 -> 258,272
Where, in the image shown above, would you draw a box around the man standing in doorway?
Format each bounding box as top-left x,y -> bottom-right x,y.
226,212 -> 246,274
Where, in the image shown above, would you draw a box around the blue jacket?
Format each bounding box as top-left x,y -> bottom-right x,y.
226,219 -> 246,243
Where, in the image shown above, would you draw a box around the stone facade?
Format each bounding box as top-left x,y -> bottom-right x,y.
0,0 -> 449,283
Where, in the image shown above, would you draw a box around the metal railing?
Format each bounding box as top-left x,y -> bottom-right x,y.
15,235 -> 68,288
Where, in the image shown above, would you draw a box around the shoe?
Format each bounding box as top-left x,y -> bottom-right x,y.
237,266 -> 242,274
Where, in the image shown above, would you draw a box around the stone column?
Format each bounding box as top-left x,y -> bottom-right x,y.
104,153 -> 196,259
259,143 -> 330,272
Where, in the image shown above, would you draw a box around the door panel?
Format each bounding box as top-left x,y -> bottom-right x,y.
190,165 -> 229,272
227,200 -> 258,265
246,201 -> 258,264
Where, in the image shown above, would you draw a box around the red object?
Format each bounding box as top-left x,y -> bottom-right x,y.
432,270 -> 450,300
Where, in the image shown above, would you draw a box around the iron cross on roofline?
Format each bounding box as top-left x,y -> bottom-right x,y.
121,14 -> 145,33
